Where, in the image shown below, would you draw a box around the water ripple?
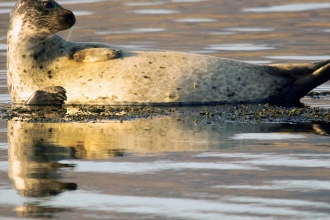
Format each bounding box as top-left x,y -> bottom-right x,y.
171,0 -> 210,2
205,43 -> 274,51
95,28 -> 165,35
214,180 -> 330,192
196,152 -> 330,168
124,2 -> 166,6
0,9 -> 12,14
231,133 -> 306,140
17,190 -> 330,219
60,160 -> 262,174
131,9 -> 179,14
58,0 -> 107,4
174,18 -> 217,22
224,27 -> 274,32
73,11 -> 94,16
0,44 -> 6,50
265,55 -> 330,61
243,3 -> 330,13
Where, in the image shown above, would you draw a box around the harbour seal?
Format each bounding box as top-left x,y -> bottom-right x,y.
7,0 -> 330,105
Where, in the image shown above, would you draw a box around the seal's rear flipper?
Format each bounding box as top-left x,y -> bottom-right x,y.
270,59 -> 330,78
270,60 -> 330,101
25,86 -> 67,105
73,48 -> 122,63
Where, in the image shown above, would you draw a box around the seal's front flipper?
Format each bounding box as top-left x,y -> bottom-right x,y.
25,86 -> 67,105
73,48 -> 122,63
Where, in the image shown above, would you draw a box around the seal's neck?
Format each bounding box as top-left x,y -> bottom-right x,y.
7,13 -> 71,65
7,14 -> 52,49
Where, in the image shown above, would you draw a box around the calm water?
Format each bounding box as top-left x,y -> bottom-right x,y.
1,0 -> 330,219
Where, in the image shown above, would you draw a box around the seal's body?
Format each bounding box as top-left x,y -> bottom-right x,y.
7,0 -> 330,105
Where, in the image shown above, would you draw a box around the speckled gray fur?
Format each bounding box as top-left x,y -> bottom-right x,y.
7,0 -> 330,105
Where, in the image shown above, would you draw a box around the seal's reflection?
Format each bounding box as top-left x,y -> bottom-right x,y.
8,122 -> 78,217
8,117 -> 217,216
7,117 -> 330,217
7,116 -> 217,217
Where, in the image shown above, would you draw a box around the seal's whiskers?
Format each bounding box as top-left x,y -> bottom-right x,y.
64,28 -> 72,45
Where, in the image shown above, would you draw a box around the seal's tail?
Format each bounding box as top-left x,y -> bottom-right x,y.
269,59 -> 330,101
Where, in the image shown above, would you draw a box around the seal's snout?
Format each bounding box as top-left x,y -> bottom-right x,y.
63,9 -> 76,28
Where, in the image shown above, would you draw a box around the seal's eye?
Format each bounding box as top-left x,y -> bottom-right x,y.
42,2 -> 53,8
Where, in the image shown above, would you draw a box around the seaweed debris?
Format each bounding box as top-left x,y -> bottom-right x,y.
1,104 -> 330,124
194,104 -> 330,124
1,105 -> 175,123
307,91 -> 330,98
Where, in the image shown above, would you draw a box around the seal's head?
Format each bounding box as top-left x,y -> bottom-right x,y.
9,0 -> 75,39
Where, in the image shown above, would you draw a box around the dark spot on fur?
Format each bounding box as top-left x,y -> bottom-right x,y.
48,70 -> 52,79
212,86 -> 217,89
23,69 -> 26,73
39,66 -> 43,69
160,66 -> 166,69
143,76 -> 150,79
33,53 -> 38,60
149,62 -> 152,64
169,94 -> 176,99
227,92 -> 235,97
177,88 -> 182,90
22,54 -> 26,58
98,96 -> 108,99
237,77 -> 241,81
